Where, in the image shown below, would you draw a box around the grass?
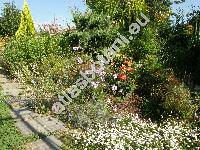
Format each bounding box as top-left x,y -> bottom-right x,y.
0,93 -> 37,150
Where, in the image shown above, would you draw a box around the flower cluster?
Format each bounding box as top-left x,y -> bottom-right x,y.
39,23 -> 63,34
105,57 -> 143,97
111,59 -> 135,81
73,114 -> 199,150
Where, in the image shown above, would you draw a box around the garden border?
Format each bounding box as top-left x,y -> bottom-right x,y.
52,13 -> 150,114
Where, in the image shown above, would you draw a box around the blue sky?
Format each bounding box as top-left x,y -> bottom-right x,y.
0,0 -> 87,27
0,0 -> 199,28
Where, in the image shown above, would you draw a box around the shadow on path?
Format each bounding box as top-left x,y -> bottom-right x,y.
4,100 -> 61,150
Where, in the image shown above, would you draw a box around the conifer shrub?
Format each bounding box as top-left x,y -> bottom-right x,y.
15,0 -> 35,38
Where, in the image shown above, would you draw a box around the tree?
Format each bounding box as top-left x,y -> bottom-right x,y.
86,0 -> 147,27
15,0 -> 35,38
0,1 -> 21,37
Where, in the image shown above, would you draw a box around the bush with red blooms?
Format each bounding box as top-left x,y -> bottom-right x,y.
105,55 -> 143,98
117,73 -> 127,80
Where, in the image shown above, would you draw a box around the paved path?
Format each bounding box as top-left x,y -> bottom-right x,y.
0,65 -> 65,150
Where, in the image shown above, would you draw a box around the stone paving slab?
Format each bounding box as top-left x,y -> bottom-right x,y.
11,107 -> 65,135
0,77 -> 7,83
2,82 -> 22,96
0,65 -> 65,149
26,135 -> 62,150
10,107 -> 38,120
7,98 -> 31,108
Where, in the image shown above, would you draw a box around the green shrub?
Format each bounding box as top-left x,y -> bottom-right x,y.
60,31 -> 80,50
2,34 -> 77,113
162,11 -> 200,85
86,0 -> 147,27
59,85 -> 112,129
73,11 -> 112,32
163,84 -> 195,119
137,71 -> 166,120
14,54 -> 82,113
3,35 -> 65,70
138,70 -> 196,120
60,11 -> 119,55
61,99 -> 112,129
0,1 -> 21,37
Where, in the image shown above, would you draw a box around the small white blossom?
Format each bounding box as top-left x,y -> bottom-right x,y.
73,46 -> 80,51
113,74 -> 118,79
112,85 -> 118,91
73,114 -> 198,149
76,57 -> 83,64
91,82 -> 99,89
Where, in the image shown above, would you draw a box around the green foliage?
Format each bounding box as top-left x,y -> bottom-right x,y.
137,70 -> 166,120
73,12 -> 112,31
61,134 -> 86,150
162,11 -> 200,84
59,0 -> 200,123
0,1 -> 21,37
2,0 -> 198,140
15,0 -> 35,38
61,12 -> 119,55
59,85 -> 112,129
123,25 -> 162,61
3,34 -> 79,112
20,55 -> 81,113
3,35 -> 64,69
86,0 -> 147,26
61,99 -> 112,129
164,83 -> 195,118
138,70 -> 196,120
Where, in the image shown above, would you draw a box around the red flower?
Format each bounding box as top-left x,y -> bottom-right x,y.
117,74 -> 127,80
126,67 -> 134,72
119,65 -> 127,71
123,60 -> 132,66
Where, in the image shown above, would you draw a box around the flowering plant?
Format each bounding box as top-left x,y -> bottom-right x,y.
104,54 -> 143,98
73,114 -> 199,150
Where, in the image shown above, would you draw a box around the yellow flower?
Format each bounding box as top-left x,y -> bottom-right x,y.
116,53 -> 122,57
